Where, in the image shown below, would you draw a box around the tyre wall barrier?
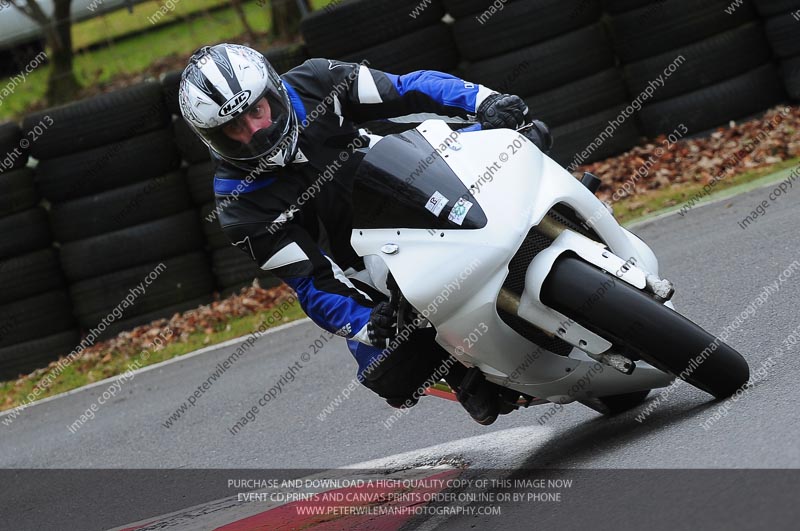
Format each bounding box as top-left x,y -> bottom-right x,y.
0,0 -> 797,379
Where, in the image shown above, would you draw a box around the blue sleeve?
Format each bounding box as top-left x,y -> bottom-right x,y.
303,60 -> 497,123
283,276 -> 372,341
382,70 -> 491,116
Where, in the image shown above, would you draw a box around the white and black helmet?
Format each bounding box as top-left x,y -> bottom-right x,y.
179,43 -> 299,172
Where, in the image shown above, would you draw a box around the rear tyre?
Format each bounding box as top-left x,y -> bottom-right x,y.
580,390 -> 650,415
540,255 -> 750,399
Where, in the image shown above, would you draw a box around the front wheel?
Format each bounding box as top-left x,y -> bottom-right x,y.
540,255 -> 750,399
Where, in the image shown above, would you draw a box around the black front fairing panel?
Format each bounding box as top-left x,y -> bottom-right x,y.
352,129 -> 487,230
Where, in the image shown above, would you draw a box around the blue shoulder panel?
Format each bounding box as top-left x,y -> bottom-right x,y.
283,81 -> 308,126
213,175 -> 277,195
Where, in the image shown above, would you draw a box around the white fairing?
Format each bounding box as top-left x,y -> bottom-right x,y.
352,120 -> 674,404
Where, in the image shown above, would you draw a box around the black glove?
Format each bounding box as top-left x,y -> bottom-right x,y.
519,119 -> 553,154
477,93 -> 530,130
367,301 -> 396,348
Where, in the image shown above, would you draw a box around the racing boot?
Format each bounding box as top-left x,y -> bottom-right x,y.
444,365 -> 502,425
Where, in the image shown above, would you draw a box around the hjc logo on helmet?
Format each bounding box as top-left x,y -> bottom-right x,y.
219,90 -> 252,117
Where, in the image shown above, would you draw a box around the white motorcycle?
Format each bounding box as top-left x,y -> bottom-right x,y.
350,120 -> 749,416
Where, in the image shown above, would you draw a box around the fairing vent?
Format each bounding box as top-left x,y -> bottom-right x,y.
496,205 -> 605,357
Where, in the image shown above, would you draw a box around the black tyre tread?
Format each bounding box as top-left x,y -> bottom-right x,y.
764,11 -> 800,58
301,0 -> 445,57
23,81 -> 170,159
524,68 -> 628,127
0,122 -> 28,170
0,330 -> 80,381
548,105 -> 642,168
0,248 -> 64,304
754,0 -> 800,17
69,252 -> 214,326
263,43 -> 310,74
444,0 -> 521,18
623,23 -> 772,104
212,245 -> 277,288
0,207 -> 51,260
50,172 -> 191,243
340,24 -> 459,74
173,117 -> 211,163
34,128 -> 181,203
463,24 -> 615,97
782,56 -> 800,100
200,202 -> 230,249
603,0 -> 653,13
0,168 -> 37,217
609,0 -> 757,63
186,161 -> 216,205
161,70 -> 183,116
638,63 -> 786,138
542,256 -> 750,399
453,0 -> 601,61
0,290 -> 74,348
60,210 -> 205,282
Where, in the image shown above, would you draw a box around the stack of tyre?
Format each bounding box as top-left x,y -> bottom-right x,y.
24,82 -> 215,339
607,0 -> 786,138
755,0 -> 800,100
301,0 -> 457,75
161,72 -> 283,297
451,0 -> 637,167
0,123 -> 79,379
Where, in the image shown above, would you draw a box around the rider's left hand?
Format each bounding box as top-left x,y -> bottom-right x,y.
477,93 -> 530,130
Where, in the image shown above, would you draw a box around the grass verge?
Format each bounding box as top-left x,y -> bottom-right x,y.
0,0 -> 332,121
72,0 -> 235,51
611,157 -> 800,224
0,298 -> 306,412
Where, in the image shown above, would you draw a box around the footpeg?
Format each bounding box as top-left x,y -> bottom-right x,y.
585,351 -> 635,375
580,172 -> 601,194
599,353 -> 635,375
645,274 -> 675,301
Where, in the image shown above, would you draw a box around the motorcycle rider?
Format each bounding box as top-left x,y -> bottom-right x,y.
178,43 -> 552,425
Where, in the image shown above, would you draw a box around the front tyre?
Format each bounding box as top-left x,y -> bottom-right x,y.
541,255 -> 750,399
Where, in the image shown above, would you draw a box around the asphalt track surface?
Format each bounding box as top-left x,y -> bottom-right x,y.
2,177 -> 799,530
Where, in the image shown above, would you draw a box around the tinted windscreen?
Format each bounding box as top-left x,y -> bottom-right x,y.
352,129 -> 487,230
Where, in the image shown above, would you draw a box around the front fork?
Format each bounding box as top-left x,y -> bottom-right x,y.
496,206 -> 675,375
